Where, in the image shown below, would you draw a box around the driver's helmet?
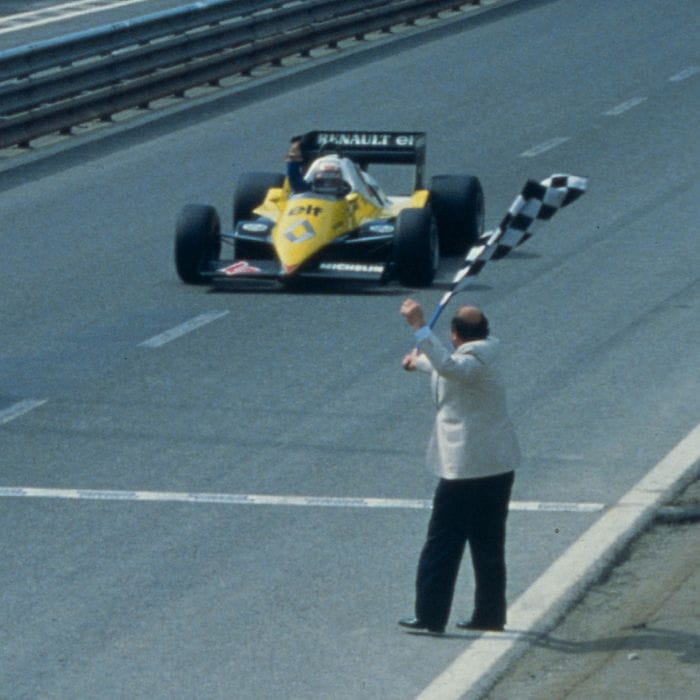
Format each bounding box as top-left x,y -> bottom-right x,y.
311,162 -> 349,196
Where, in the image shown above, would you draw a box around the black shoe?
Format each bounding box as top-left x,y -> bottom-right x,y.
398,617 -> 445,634
455,620 -> 504,632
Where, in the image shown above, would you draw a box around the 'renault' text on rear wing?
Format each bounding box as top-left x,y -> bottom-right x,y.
297,130 -> 427,189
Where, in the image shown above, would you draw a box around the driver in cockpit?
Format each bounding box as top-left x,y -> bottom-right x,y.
285,137 -> 350,198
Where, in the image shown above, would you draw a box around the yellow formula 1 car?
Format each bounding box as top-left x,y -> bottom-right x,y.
174,130 -> 484,287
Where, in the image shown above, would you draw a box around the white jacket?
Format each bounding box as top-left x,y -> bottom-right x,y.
415,330 -> 520,480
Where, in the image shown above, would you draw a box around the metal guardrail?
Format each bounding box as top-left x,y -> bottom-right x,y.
0,0 -> 481,149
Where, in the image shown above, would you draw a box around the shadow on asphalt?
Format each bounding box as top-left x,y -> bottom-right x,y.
208,278 -> 405,296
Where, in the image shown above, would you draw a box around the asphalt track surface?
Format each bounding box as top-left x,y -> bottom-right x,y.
1,0 -> 699,697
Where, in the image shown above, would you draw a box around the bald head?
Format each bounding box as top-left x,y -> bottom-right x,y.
450,306 -> 489,345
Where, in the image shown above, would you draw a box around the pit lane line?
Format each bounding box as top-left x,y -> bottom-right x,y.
0,312 -> 227,427
519,95 -> 648,155
418,421 -> 700,700
0,398 -> 48,425
604,96 -> 648,116
519,137 -> 570,158
0,486 -> 604,514
670,65 -> 699,82
519,64 -> 697,158
138,310 -> 229,348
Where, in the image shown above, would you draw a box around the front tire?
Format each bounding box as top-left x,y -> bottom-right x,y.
429,175 -> 484,255
174,204 -> 221,284
394,207 -> 439,287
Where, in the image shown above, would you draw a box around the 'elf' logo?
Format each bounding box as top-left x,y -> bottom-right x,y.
289,205 -> 323,217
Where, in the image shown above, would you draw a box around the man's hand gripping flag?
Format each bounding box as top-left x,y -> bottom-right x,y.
427,174 -> 588,328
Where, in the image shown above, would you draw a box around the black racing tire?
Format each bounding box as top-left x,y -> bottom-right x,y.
233,171 -> 285,226
394,207 -> 439,288
174,204 -> 221,284
429,174 -> 484,255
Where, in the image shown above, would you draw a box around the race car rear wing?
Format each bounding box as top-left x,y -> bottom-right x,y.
296,130 -> 427,189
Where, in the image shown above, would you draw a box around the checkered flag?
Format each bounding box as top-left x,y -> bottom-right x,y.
427,173 -> 587,328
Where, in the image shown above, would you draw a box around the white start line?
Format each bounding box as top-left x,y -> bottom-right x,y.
0,486 -> 605,514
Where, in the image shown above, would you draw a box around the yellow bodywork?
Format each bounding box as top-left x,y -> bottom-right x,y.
253,183 -> 430,274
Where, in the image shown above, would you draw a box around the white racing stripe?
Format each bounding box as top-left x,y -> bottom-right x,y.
418,422 -> 700,700
0,486 -> 604,513
0,399 -> 48,425
0,0 -> 153,34
520,137 -> 570,157
138,310 -> 229,348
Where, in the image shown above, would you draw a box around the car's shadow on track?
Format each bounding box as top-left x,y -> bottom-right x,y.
206,254 -> 506,296
208,278 -> 405,296
209,278 -> 493,296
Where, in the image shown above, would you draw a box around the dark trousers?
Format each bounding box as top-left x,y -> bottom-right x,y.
415,471 -> 514,630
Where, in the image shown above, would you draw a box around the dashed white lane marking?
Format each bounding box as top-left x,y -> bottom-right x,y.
670,65 -> 700,82
138,310 -> 229,348
418,421 -> 700,700
604,96 -> 647,115
520,137 -> 570,157
0,486 -> 605,513
0,399 -> 48,425
0,0 -> 152,34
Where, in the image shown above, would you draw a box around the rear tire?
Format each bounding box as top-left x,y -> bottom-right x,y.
429,175 -> 484,255
174,204 -> 221,284
233,171 -> 285,226
394,207 -> 439,287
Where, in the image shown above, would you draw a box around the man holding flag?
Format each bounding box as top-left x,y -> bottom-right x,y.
398,298 -> 520,634
396,172 -> 586,634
